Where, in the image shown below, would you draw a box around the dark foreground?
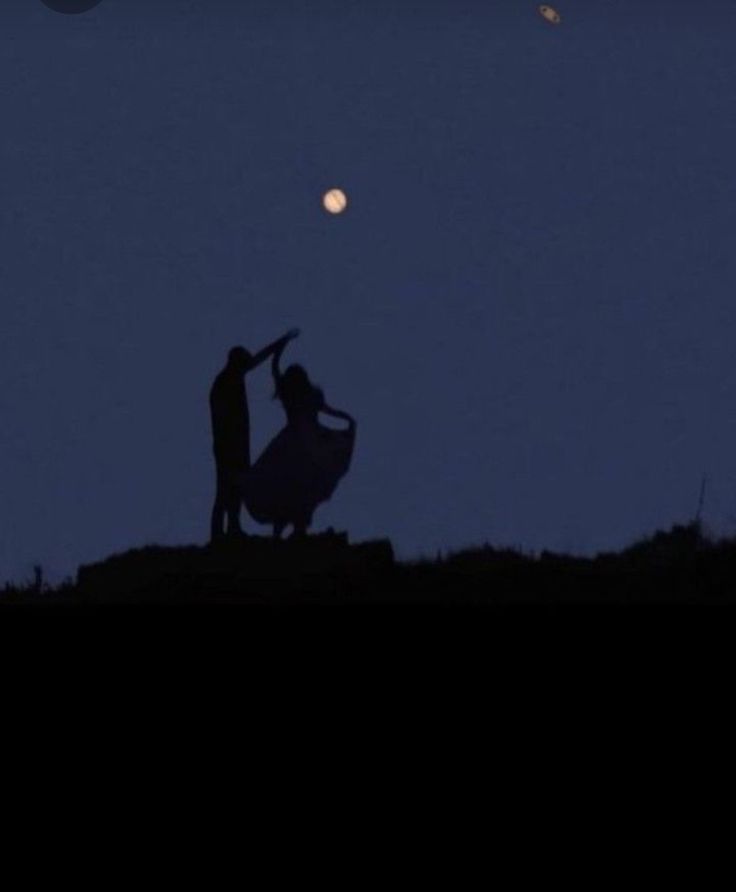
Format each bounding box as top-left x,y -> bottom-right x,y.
3,522 -> 736,604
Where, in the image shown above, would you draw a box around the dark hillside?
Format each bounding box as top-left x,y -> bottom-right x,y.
3,522 -> 736,604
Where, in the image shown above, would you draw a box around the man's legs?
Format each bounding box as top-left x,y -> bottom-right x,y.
211,460 -> 246,539
224,466 -> 245,536
211,463 -> 228,540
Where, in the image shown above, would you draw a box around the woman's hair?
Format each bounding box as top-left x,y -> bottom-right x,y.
274,363 -> 312,403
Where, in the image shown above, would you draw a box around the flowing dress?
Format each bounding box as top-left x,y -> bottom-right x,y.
241,387 -> 356,528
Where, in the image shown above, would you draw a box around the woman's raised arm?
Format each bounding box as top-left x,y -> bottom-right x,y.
251,327 -> 300,372
271,342 -> 285,390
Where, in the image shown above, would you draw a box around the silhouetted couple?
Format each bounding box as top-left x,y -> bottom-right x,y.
209,329 -> 356,541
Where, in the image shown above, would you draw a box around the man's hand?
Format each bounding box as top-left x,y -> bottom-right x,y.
275,328 -> 300,353
250,329 -> 300,370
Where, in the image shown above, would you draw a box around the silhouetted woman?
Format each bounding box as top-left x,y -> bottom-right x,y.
240,340 -> 356,538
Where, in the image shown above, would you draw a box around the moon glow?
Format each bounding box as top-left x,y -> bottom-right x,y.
323,189 -> 348,214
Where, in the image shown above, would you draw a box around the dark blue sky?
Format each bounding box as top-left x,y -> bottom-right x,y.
2,0 -> 736,584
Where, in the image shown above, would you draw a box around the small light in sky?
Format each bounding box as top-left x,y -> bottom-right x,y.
538,5 -> 561,25
323,189 -> 348,215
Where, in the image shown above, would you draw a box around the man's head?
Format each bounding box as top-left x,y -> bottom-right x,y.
227,346 -> 252,373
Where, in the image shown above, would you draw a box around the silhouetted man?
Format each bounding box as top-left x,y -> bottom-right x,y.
210,329 -> 299,540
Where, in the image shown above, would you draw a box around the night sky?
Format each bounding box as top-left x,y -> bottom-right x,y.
3,0 -> 736,585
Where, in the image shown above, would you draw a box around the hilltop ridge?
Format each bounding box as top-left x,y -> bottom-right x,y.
2,521 -> 736,604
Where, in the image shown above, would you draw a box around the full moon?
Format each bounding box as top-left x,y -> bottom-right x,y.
323,189 -> 348,215
40,0 -> 103,13
538,5 -> 561,24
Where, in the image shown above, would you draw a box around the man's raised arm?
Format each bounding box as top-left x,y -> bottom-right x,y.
248,328 -> 300,370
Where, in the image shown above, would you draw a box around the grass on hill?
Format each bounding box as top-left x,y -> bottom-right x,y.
2,520 -> 736,604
